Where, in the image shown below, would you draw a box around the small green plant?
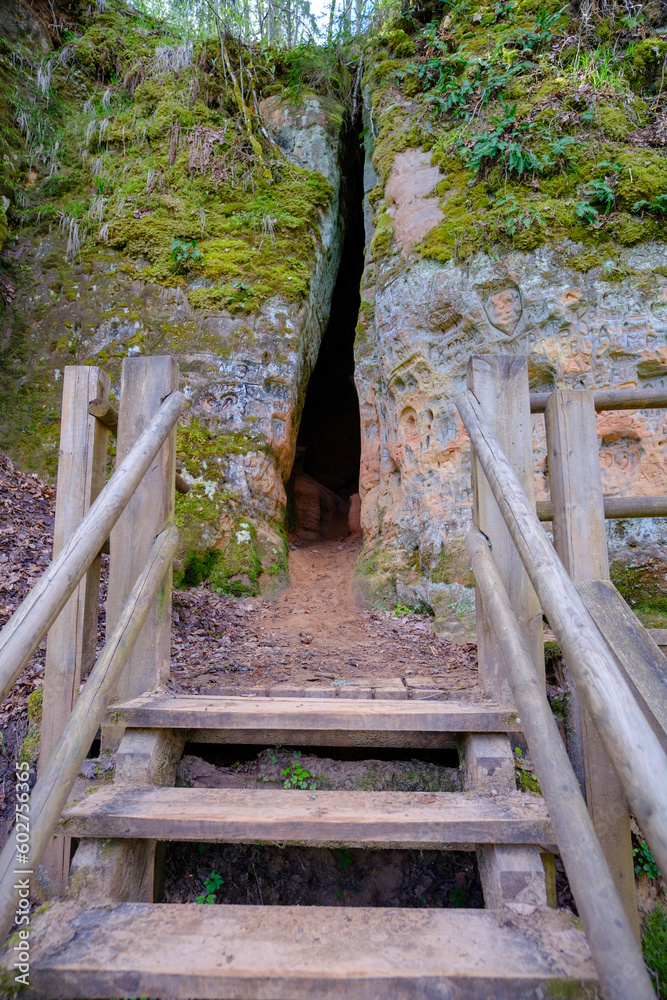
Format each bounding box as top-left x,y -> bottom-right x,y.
574,200 -> 600,225
583,177 -> 616,214
459,104 -> 552,181
338,849 -> 352,868
393,604 -> 413,615
282,752 -> 316,790
448,885 -> 466,907
634,837 -> 661,880
171,237 -> 201,273
514,746 -> 541,794
634,194 -> 667,215
495,194 -> 545,235
195,870 -> 224,904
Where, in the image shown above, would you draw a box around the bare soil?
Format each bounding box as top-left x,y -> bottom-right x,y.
170,536 -> 479,695
164,841 -> 484,910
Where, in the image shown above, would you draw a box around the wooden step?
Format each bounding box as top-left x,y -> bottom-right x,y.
59,787 -> 554,848
110,695 -> 520,748
4,901 -> 599,999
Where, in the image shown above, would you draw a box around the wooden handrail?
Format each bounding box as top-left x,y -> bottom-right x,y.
456,388 -> 667,878
537,494 -> 667,521
88,397 -> 190,494
0,524 -> 178,943
531,386 -> 667,413
466,527 -> 654,1000
0,390 -> 185,701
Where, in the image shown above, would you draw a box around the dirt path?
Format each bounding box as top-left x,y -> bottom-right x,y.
171,536 -> 479,696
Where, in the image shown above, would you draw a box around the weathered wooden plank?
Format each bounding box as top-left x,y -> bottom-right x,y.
537,495 -> 667,521
545,390 -> 639,942
649,627 -> 667,649
578,579 -> 667,753
111,695 -> 520,735
467,355 -> 543,703
457,386 -> 667,891
466,527 -> 655,1000
3,901 -> 599,1000
531,387 -> 667,413
0,390 -> 185,701
59,787 -> 554,846
107,356 -> 179,705
40,366 -> 110,896
188,729 -> 459,748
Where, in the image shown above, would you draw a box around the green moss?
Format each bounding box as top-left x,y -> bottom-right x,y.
597,104 -> 633,141
616,214 -> 657,246
370,213 -> 394,258
430,541 -> 475,587
207,519 -> 262,596
642,904 -> 667,999
614,150 -> 667,211
566,251 -> 601,272
626,37 -> 667,93
611,559 -> 667,616
385,29 -> 415,59
18,688 -> 42,767
518,769 -> 542,794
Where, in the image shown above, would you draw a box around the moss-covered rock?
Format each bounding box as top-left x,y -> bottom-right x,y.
625,37 -> 667,93
19,688 -> 42,766
597,104 -> 633,141
0,2 -> 348,599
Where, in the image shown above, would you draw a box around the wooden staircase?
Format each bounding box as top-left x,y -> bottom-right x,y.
13,692 -> 600,999
4,354 -> 667,999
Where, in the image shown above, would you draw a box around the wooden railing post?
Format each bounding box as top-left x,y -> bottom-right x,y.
106,356 -> 179,707
545,390 -> 640,942
467,355 -> 544,699
39,366 -> 111,896
465,356 -> 547,909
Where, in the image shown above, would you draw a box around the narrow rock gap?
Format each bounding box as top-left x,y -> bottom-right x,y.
287,120 -> 365,541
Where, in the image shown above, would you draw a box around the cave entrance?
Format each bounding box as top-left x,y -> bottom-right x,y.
288,126 -> 364,541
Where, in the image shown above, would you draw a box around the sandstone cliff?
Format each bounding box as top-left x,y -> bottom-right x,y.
355,2 -> 667,634
0,0 -> 351,596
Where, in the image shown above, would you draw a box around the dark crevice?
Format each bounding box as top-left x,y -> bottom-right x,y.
287,120 -> 365,541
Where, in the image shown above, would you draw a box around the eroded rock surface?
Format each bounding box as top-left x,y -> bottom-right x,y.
0,3 -> 350,597
357,160 -> 667,634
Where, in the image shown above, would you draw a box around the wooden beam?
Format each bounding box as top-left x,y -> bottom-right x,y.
544,389 -> 639,942
466,527 -> 654,1000
537,495 -> 667,521
0,902 -> 599,998
59,787 -> 554,847
87,398 -> 190,494
88,397 -> 118,435
111,695 -> 521,735
174,472 -> 190,495
0,526 -> 178,944
467,356 -> 543,703
578,579 -> 667,754
531,386 -> 667,413
106,356 -> 179,705
0,390 -> 185,702
39,366 -> 110,897
456,387 -> 667,881
460,733 -> 548,910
